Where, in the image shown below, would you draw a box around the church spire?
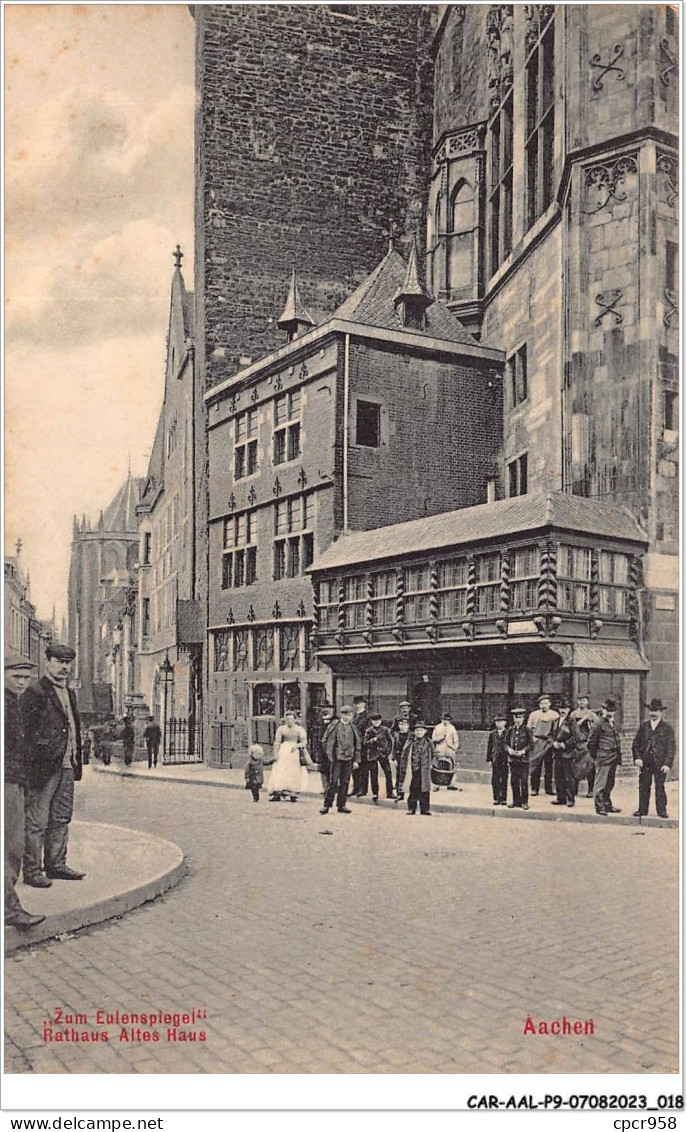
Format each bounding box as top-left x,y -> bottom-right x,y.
393,238 -> 432,330
277,267 -> 315,342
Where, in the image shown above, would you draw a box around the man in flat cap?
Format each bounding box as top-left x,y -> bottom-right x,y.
321,704 -> 360,815
587,698 -> 622,816
632,698 -> 675,819
22,644 -> 85,886
5,657 -> 45,929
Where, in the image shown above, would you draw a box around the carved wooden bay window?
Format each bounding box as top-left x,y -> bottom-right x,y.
598,551 -> 630,615
370,570 -> 396,626
557,545 -> 592,613
510,546 -> 539,611
475,552 -> 501,614
437,557 -> 468,620
404,564 -> 432,624
318,579 -> 338,630
342,575 -> 367,629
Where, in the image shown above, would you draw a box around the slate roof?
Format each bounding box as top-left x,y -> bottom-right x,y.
309,493 -> 648,573
102,474 -> 145,533
331,247 -> 479,346
139,412 -> 165,506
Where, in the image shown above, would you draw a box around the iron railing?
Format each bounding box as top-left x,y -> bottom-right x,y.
163,717 -> 203,764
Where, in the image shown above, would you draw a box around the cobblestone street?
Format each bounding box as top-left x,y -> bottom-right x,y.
4,770 -> 678,1075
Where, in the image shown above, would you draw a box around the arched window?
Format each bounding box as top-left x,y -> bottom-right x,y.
430,194 -> 445,295
448,179 -> 476,295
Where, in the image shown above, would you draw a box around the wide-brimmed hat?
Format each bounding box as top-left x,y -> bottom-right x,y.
46,642 -> 76,661
647,698 -> 667,711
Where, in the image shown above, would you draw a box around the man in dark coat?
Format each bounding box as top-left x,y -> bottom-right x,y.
399,721 -> 434,816
309,703 -> 335,793
360,713 -> 395,802
320,704 -> 361,815
122,716 -> 136,766
550,699 -> 576,807
5,657 -> 45,929
143,717 -> 162,769
588,698 -> 622,816
505,706 -> 533,810
22,643 -> 85,886
351,696 -> 371,796
632,698 -> 675,819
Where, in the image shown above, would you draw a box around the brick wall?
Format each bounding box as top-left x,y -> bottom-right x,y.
347,340 -> 503,528
194,4 -> 434,389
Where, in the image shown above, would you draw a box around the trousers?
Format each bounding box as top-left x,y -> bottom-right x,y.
593,760 -> 617,813
324,760 -> 353,811
24,768 -> 75,877
637,763 -> 668,816
490,753 -> 509,804
530,748 -> 554,793
407,768 -> 430,814
509,760 -> 529,806
146,740 -> 159,769
5,783 -> 25,916
358,758 -> 395,798
554,754 -> 576,805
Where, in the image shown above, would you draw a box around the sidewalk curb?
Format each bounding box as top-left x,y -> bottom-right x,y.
93,765 -> 677,830
5,826 -> 186,956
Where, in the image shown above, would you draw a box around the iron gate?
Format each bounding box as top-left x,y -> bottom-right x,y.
210,721 -> 235,766
163,717 -> 203,764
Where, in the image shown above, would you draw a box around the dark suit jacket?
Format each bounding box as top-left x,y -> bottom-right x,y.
5,687 -> 27,786
22,676 -> 83,786
632,720 -> 676,769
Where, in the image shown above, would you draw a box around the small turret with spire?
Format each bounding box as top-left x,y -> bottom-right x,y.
393,238 -> 432,331
277,267 -> 316,343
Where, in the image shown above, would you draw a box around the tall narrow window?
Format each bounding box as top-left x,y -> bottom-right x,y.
525,11 -> 555,230
355,400 -> 381,448
664,390 -> 678,431
508,452 -> 528,497
508,344 -> 528,407
489,91 -> 513,275
448,180 -> 476,295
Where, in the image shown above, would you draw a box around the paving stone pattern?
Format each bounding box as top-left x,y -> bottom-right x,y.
4,774 -> 678,1074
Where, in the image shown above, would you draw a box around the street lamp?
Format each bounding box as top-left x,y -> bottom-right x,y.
160,652 -> 175,761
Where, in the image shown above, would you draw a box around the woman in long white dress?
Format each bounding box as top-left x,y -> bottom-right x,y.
268,712 -> 310,801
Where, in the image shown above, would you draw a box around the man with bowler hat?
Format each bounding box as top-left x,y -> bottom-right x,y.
22,643 -> 85,886
587,699 -> 622,816
632,699 -> 675,819
5,657 -> 45,929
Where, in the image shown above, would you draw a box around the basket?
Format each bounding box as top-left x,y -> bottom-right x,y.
431,754 -> 455,786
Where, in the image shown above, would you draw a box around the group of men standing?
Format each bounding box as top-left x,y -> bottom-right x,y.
5,645 -> 85,931
487,692 -> 675,818
309,697 -> 460,817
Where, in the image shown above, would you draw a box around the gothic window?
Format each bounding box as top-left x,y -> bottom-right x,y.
489,91 -> 513,276
233,629 -> 249,671
429,194 -> 444,295
279,625 -> 301,671
214,631 -> 231,672
525,8 -> 555,230
253,627 -> 275,671
448,180 -> 476,295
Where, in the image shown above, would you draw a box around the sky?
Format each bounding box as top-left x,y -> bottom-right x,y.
5,4 -> 195,625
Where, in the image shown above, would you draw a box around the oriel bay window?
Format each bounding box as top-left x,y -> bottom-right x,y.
557,545 -> 592,613
318,579 -> 338,630
476,553 -> 500,614
273,389 -> 301,465
404,564 -> 432,624
273,493 -> 315,580
342,575 -> 367,628
510,546 -> 539,611
370,570 -> 396,625
448,180 -> 476,296
235,408 -> 258,479
222,510 -> 257,589
599,551 -> 630,615
437,558 -> 468,620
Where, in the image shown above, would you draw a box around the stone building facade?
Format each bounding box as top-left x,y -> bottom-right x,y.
136,253 -> 202,752
204,250 -> 503,764
4,542 -> 44,673
429,4 -> 678,719
67,475 -> 143,723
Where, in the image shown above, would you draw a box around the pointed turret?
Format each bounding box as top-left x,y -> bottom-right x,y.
393,238 -> 432,330
277,267 -> 316,342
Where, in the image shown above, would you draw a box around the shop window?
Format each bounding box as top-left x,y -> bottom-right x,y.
508,344 -> 528,407
525,12 -> 555,231
355,400 -> 381,448
508,452 -> 528,497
